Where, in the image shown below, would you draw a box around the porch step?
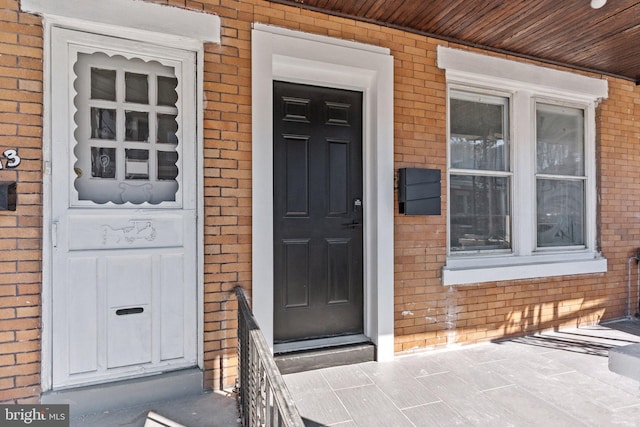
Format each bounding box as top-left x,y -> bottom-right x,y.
41,368 -> 204,417
608,343 -> 640,382
275,343 -> 376,375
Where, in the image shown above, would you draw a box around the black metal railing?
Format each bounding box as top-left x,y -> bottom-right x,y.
235,286 -> 305,427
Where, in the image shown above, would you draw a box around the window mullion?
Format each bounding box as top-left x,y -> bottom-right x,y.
512,91 -> 534,256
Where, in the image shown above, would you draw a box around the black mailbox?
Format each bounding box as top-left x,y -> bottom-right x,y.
0,182 -> 16,211
398,168 -> 440,215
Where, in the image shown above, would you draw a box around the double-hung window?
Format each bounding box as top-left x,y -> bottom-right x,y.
438,46 -> 608,285
449,90 -> 511,253
536,103 -> 585,248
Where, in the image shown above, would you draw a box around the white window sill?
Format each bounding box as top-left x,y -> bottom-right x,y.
442,253 -> 607,286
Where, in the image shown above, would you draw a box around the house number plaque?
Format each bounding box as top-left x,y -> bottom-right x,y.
0,149 -> 21,169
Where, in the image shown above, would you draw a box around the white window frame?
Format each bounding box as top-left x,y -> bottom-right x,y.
533,99 -> 589,251
438,46 -> 608,286
448,88 -> 513,255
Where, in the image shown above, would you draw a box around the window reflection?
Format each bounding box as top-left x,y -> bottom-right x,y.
90,68 -> 116,101
125,111 -> 149,142
158,151 -> 178,180
91,108 -> 117,140
537,179 -> 584,247
450,175 -> 511,252
125,149 -> 149,180
536,104 -> 584,176
125,72 -> 149,104
91,147 -> 116,178
157,114 -> 178,144
157,76 -> 178,107
450,95 -> 509,172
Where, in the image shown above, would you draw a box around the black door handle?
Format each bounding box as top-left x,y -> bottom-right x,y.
347,197 -> 363,228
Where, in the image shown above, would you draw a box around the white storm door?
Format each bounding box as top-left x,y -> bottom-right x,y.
50,28 -> 198,388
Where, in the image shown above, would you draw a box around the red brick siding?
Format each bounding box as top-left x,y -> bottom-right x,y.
200,0 -> 640,379
2,0 -> 639,400
0,0 -> 43,403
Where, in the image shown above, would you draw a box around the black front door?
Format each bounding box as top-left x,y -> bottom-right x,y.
273,81 -> 364,344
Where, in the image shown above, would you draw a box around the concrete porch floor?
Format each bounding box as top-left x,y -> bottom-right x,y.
68,319 -> 640,427
284,319 -> 640,427
70,390 -> 239,427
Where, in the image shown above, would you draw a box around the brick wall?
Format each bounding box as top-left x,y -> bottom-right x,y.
1,0 -> 639,401
0,0 -> 43,403
196,0 -> 640,381
201,8 -> 253,388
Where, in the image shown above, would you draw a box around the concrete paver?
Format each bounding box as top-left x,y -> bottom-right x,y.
70,319 -> 640,426
284,319 -> 640,427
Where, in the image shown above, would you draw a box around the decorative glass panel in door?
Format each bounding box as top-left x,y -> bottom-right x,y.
74,52 -> 181,205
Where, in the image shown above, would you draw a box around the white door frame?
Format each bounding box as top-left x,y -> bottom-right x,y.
251,24 -> 395,361
21,0 -> 220,392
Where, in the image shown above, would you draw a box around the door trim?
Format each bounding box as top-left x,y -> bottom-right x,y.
31,3 -> 216,391
251,24 -> 395,361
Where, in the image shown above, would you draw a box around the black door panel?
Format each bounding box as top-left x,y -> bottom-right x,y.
273,81 -> 363,343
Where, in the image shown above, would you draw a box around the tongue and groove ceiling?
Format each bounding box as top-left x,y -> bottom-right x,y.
268,0 -> 640,84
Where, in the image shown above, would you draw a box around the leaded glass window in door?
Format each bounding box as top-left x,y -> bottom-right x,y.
73,52 -> 181,205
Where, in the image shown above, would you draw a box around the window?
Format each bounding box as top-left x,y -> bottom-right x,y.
438,46 -> 607,285
449,91 -> 511,253
74,52 -> 180,205
536,103 -> 585,248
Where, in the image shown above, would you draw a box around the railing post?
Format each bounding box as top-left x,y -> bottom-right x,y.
235,286 -> 305,427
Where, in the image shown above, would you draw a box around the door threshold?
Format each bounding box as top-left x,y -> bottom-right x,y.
274,341 -> 376,375
274,334 -> 369,354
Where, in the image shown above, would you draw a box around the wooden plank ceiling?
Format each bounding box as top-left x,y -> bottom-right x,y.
268,0 -> 640,84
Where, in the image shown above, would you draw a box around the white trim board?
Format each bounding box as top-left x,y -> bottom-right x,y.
21,0 -> 220,48
443,259 -> 608,286
251,24 -> 395,362
437,46 -> 608,103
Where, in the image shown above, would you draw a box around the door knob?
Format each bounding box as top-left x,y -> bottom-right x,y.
345,198 -> 363,228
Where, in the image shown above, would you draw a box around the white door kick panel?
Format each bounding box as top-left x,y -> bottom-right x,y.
65,253 -> 191,380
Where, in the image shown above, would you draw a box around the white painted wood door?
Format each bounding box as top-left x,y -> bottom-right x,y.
50,28 -> 198,388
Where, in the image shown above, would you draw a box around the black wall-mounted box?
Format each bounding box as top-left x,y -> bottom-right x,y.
398,168 -> 440,215
0,181 -> 17,211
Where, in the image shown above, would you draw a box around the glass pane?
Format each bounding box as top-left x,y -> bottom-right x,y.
537,179 -> 584,247
157,114 -> 178,144
75,52 -> 181,205
125,111 -> 149,142
91,147 -> 116,178
157,76 -> 178,107
125,149 -> 149,180
125,72 -> 149,104
450,92 -> 509,172
91,108 -> 117,140
450,175 -> 511,252
536,103 -> 584,176
91,68 -> 116,101
158,151 -> 178,181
